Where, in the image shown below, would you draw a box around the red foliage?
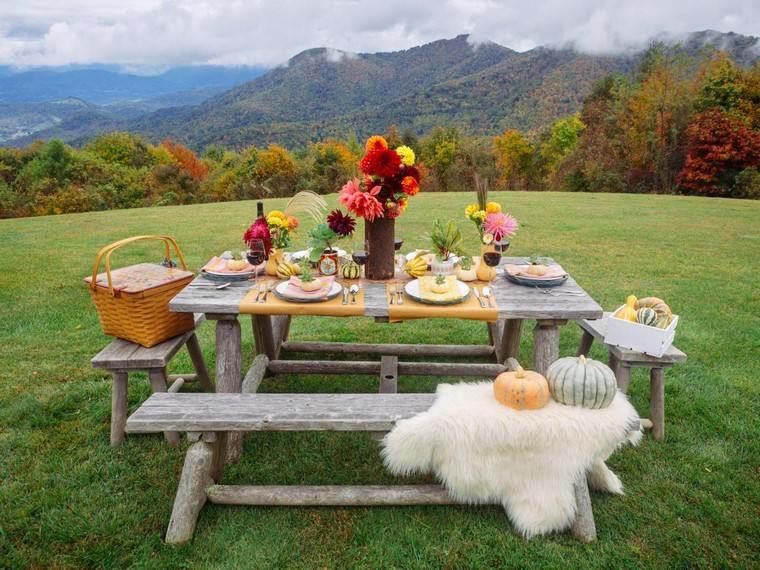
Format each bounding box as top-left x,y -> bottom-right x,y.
677,110 -> 760,195
161,139 -> 209,181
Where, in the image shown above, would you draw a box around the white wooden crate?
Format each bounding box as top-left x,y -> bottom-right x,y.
604,307 -> 679,357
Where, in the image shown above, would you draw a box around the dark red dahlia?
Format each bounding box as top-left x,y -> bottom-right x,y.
403,165 -> 420,181
327,209 -> 356,237
373,148 -> 402,178
243,218 -> 272,254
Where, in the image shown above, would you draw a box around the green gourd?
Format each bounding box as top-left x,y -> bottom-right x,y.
546,355 -> 617,409
635,307 -> 658,326
341,260 -> 360,280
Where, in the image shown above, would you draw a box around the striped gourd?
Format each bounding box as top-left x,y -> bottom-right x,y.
635,307 -> 658,326
636,297 -> 672,320
546,355 -> 617,409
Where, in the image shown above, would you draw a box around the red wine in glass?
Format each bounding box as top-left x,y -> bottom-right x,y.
247,239 -> 266,266
394,238 -> 404,251
482,251 -> 502,268
352,250 -> 369,266
494,239 -> 510,253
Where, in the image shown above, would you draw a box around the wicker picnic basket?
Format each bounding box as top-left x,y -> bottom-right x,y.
85,235 -> 195,347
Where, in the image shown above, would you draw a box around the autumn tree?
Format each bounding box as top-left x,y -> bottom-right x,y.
676,109 -> 760,196
493,129 -> 536,190
161,139 -> 209,181
85,132 -> 155,168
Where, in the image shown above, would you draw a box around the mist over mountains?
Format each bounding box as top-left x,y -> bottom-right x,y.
1,30 -> 757,148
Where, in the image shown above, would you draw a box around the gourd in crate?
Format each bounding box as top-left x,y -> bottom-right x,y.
636,297 -> 672,320
635,307 -> 658,326
546,355 -> 617,409
493,365 -> 550,410
613,295 -> 637,322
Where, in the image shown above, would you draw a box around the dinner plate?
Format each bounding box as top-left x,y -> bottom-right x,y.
404,250 -> 459,266
273,280 -> 342,303
290,248 -> 347,262
504,272 -> 568,288
201,269 -> 256,282
404,279 -> 470,305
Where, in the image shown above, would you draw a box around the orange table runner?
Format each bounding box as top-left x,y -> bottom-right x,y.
239,278 -> 365,317
386,282 -> 498,322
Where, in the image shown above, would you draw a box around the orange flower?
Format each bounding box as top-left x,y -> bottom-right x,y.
401,175 -> 419,196
365,135 -> 388,153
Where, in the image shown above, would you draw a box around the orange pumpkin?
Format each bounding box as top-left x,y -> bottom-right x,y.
493,366 -> 550,410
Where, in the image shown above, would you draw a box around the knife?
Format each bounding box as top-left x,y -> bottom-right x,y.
341,286 -> 349,305
472,287 -> 485,308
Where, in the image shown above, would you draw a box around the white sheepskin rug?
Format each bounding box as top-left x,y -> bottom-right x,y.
382,382 -> 641,538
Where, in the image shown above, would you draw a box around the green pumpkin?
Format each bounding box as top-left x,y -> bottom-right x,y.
635,307 -> 658,326
546,355 -> 617,409
341,260 -> 360,280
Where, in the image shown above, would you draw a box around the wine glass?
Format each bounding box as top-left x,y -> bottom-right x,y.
352,239 -> 369,277
246,239 -> 266,284
482,251 -> 502,269
494,239 -> 510,254
394,237 -> 404,251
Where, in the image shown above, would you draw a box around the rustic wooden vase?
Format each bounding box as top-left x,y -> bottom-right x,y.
364,216 -> 395,280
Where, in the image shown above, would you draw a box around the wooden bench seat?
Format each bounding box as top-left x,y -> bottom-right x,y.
577,313 -> 687,441
125,360 -> 598,546
92,313 -> 212,446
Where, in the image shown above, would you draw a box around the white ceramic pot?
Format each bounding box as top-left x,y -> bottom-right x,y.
430,258 -> 456,275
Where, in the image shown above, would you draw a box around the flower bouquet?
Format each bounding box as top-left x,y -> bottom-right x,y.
307,209 -> 356,276
339,135 -> 423,280
465,177 -> 518,251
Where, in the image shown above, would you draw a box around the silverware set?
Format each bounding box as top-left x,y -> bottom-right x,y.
254,282 -> 274,302
533,286 -> 586,297
388,282 -> 404,305
471,285 -> 495,308
342,284 -> 360,305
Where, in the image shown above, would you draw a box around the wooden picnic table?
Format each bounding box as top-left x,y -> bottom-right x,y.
170,256 -> 602,459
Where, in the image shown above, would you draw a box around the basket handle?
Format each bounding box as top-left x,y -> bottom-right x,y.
90,235 -> 189,295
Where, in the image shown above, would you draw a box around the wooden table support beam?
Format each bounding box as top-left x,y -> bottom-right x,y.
281,341 -> 494,358
267,359 -> 507,377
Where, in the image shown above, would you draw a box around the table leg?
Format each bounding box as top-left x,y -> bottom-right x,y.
501,319 -> 524,361
215,316 -> 243,462
533,319 -> 566,376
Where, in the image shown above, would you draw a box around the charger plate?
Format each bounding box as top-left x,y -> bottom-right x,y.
404,279 -> 470,305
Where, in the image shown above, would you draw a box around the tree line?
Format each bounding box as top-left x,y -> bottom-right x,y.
1,46 -> 758,219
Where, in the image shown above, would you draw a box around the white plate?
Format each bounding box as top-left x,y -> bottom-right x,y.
273,280 -> 342,303
290,248 -> 347,262
405,250 -> 459,265
404,279 -> 470,305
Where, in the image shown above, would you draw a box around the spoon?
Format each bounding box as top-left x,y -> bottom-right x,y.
482,286 -> 495,308
215,282 -> 231,290
350,284 -> 359,304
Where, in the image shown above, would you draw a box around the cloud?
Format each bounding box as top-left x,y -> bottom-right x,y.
0,0 -> 757,69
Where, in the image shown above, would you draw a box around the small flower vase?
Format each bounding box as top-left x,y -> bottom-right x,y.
318,249 -> 339,276
265,248 -> 284,276
476,244 -> 496,281
364,216 -> 395,280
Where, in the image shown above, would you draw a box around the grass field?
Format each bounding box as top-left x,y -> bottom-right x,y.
1,192 -> 758,569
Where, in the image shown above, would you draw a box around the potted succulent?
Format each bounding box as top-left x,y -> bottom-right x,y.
292,259 -> 324,292
456,255 -> 477,282
428,219 -> 463,275
430,273 -> 449,294
307,209 -> 356,276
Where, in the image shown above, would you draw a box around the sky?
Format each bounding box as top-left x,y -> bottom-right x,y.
0,0 -> 758,70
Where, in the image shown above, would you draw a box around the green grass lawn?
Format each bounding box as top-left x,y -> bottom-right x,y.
1,192 -> 758,569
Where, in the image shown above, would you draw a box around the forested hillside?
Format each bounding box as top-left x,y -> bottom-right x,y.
18,31 -> 758,149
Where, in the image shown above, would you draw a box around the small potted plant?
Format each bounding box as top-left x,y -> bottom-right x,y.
527,254 -> 550,276
428,219 -> 463,275
456,255 -> 477,282
307,209 -> 356,276
292,259 -> 324,292
430,273 -> 449,294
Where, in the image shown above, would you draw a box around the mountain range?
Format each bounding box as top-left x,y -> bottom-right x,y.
3,30 -> 758,149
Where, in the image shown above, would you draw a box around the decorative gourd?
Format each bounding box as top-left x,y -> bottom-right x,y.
404,255 -> 427,278
656,315 -> 671,329
475,258 -> 496,281
265,248 -> 284,276
635,307 -> 658,326
636,297 -> 672,320
493,366 -> 550,410
546,355 -> 617,409
614,295 -> 637,322
341,260 -> 361,280
276,260 -> 301,279
456,256 -> 477,282
226,258 -> 247,271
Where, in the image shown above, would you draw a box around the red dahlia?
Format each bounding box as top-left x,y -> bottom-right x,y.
360,148 -> 401,178
327,209 -> 356,237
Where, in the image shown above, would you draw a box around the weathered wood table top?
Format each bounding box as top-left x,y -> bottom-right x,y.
170,257 -> 603,321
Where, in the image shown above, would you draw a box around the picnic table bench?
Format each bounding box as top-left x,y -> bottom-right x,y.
125,356 -> 599,545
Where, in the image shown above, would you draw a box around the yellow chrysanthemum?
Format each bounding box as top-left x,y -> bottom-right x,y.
365,135 -> 388,153
465,203 -> 480,217
474,210 -> 486,222
267,215 -> 285,228
395,145 -> 415,166
267,210 -> 286,221
486,202 -> 502,213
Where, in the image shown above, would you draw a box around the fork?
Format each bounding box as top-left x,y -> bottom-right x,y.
254,283 -> 265,302
261,282 -> 274,302
396,282 -> 404,304
388,284 -> 395,305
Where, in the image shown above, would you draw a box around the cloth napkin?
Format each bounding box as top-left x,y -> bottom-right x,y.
285,275 -> 335,299
202,256 -> 258,274
505,263 -> 567,280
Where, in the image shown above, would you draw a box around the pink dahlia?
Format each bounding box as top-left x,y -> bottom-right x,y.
483,212 -> 518,241
339,178 -> 385,221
